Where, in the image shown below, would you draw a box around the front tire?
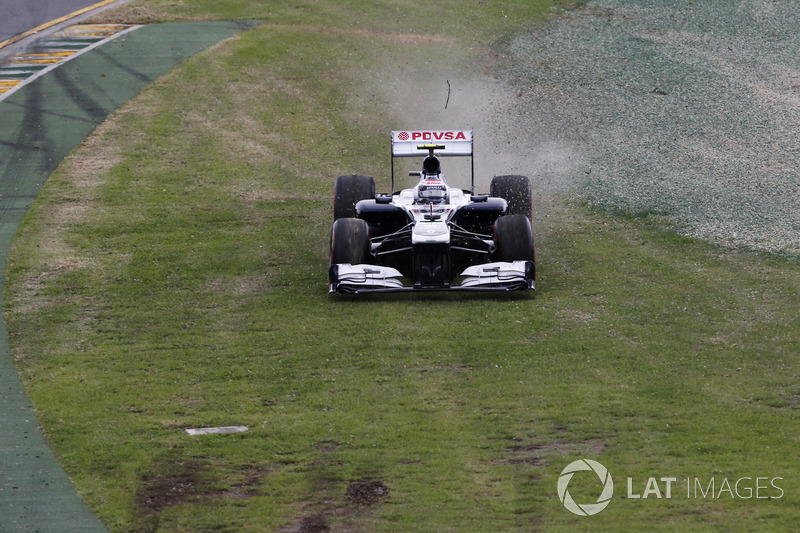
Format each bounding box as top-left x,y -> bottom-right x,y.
334,175 -> 375,220
490,175 -> 532,220
330,218 -> 370,265
494,214 -> 535,264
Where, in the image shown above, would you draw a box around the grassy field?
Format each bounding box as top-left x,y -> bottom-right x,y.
5,1 -> 800,531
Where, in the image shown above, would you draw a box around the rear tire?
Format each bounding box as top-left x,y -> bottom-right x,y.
330,218 -> 370,265
490,175 -> 532,220
334,175 -> 375,220
494,214 -> 535,263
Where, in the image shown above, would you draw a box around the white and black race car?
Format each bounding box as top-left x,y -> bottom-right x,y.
329,130 -> 535,293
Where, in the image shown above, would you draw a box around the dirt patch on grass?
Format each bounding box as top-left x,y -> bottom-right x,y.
135,459 -> 212,513
314,440 -> 340,453
284,478 -> 390,532
501,438 -> 608,466
282,443 -> 391,532
345,479 -> 390,506
298,513 -> 331,532
135,458 -> 267,515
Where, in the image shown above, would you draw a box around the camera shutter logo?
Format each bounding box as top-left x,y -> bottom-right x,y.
557,459 -> 614,516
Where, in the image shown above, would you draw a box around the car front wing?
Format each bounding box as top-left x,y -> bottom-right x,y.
329,261 -> 535,294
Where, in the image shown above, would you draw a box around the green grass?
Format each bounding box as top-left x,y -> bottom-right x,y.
5,1 -> 800,531
91,0 -> 571,44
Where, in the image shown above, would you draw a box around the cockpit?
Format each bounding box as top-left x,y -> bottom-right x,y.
414,155 -> 448,204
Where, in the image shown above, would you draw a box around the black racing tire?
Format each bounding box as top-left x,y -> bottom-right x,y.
494,214 -> 535,263
334,175 -> 375,220
490,175 -> 532,220
330,218 -> 370,265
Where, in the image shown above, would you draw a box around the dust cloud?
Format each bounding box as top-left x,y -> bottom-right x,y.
365,60 -> 585,195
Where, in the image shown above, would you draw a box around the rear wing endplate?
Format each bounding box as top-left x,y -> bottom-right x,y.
390,130 -> 474,192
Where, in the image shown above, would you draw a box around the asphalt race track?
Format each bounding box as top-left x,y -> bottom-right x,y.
0,20 -> 259,532
0,0 -> 117,44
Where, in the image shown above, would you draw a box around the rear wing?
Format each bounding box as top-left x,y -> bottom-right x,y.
391,130 -> 473,156
390,130 -> 475,193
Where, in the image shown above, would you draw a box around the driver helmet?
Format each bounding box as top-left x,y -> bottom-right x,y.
422,155 -> 441,176
417,181 -> 447,203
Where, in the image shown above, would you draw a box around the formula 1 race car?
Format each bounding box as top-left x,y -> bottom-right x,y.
329,130 -> 535,293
